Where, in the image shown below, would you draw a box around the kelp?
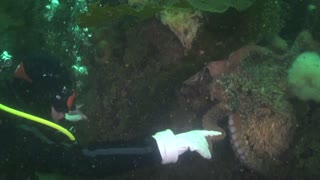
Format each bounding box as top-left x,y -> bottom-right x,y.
77,2 -> 162,27
77,0 -> 189,28
77,0 -> 256,28
187,0 -> 256,13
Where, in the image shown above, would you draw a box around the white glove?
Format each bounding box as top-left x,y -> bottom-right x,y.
51,104 -> 87,122
152,129 -> 222,164
64,112 -> 87,122
65,104 -> 87,122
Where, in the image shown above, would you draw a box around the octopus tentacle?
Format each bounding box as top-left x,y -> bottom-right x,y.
228,112 -> 247,162
202,106 -> 227,141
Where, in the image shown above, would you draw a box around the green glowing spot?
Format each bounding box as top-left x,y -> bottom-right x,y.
72,65 -> 88,75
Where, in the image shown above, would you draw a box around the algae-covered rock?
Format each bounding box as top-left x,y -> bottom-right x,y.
159,7 -> 202,50
186,0 -> 256,13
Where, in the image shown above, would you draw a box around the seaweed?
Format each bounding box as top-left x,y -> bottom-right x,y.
76,0 -> 195,28
77,2 -> 160,27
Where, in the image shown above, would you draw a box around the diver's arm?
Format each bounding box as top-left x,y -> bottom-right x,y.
57,129 -> 222,177
2,125 -> 221,178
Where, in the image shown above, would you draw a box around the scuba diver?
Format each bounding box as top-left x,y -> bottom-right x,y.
0,53 -> 223,178
13,53 -> 87,122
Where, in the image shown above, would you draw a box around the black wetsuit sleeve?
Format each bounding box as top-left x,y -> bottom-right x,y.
0,129 -> 161,178
0,122 -> 162,177
65,138 -> 162,177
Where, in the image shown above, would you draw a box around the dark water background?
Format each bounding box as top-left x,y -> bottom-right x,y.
0,0 -> 320,179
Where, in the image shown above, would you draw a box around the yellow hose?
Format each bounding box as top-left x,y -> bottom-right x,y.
0,103 -> 76,141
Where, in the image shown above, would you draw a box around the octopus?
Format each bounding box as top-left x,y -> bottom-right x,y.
179,30 -> 320,175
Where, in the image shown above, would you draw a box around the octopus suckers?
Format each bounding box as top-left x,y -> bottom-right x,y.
228,112 -> 249,165
237,148 -> 244,155
231,133 -> 238,141
228,117 -> 234,126
234,141 -> 240,148
240,154 -> 246,161
229,126 -> 236,133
